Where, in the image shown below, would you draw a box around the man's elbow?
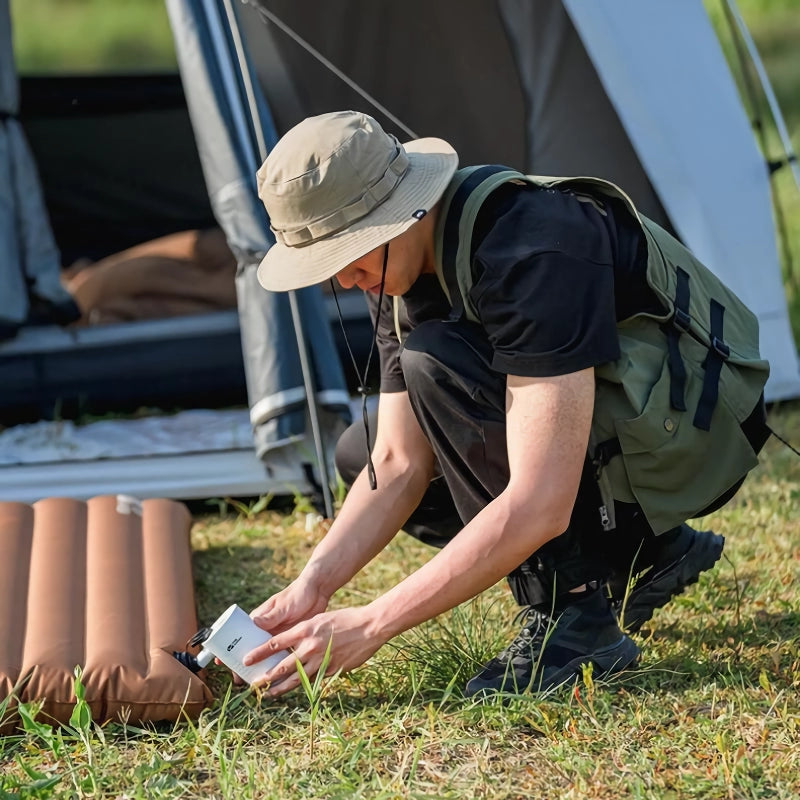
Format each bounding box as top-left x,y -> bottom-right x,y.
506,486 -> 577,546
371,445 -> 436,486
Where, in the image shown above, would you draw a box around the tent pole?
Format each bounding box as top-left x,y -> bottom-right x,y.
720,0 -> 797,282
288,291 -> 335,517
221,0 -> 335,517
723,0 -> 800,192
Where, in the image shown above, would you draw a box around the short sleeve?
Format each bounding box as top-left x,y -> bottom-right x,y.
469,186 -> 622,377
473,251 -> 621,376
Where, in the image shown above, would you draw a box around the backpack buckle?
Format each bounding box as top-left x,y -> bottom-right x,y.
712,336 -> 730,360
672,308 -> 691,332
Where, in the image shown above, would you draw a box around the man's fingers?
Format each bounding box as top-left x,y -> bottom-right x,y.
250,651 -> 302,694
252,605 -> 301,636
265,672 -> 303,697
243,631 -> 292,668
251,607 -> 280,631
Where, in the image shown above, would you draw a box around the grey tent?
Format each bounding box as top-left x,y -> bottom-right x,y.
236,0 -> 799,400
165,0 -> 353,513
0,1 -> 79,336
0,0 -> 354,505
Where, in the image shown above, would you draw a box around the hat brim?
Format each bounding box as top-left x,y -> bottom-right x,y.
256,137 -> 458,292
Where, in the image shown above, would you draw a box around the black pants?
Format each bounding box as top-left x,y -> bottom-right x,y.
335,319 -> 759,608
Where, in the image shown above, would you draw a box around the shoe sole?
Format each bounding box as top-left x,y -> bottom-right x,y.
466,634 -> 641,697
617,531 -> 725,633
532,634 -> 641,693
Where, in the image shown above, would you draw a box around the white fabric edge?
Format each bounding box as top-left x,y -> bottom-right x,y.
250,388 -> 351,426
0,448 -> 313,504
563,0 -> 800,401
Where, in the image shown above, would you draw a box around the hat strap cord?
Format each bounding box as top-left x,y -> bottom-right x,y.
330,243 -> 390,491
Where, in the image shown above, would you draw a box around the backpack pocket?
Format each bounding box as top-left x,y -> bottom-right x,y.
613,346 -> 759,534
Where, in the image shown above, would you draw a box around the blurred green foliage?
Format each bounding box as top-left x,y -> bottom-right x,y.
707,0 -> 800,340
9,0 -> 177,73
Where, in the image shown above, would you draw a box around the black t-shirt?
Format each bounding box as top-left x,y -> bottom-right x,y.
370,180 -> 664,393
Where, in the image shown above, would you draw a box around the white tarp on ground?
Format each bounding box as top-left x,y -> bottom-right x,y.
0,409 -> 258,464
0,409 -> 314,503
564,0 -> 800,399
0,399 -> 373,504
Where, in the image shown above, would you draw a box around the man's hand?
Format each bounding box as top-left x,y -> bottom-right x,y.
216,577 -> 331,685
244,605 -> 385,697
250,575 -> 331,636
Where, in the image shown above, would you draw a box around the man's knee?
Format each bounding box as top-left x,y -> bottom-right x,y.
334,415 -> 374,486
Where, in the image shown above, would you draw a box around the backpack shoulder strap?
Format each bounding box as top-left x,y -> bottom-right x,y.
434,165 -> 526,322
433,168 -> 645,323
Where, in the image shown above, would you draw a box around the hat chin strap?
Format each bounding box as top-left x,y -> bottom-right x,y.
330,243 -> 389,491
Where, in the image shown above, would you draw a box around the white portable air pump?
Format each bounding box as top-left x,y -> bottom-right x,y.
175,604 -> 289,685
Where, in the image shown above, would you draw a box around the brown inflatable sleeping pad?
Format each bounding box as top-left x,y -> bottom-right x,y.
0,496 -> 213,728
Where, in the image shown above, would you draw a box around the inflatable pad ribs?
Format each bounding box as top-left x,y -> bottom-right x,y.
0,496 -> 213,728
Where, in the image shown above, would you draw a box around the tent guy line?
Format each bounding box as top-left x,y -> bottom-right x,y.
244,0 -> 419,140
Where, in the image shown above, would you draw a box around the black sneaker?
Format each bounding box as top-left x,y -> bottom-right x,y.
464,589 -> 640,697
611,524 -> 725,633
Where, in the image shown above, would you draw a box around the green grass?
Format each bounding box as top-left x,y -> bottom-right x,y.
2,4 -> 800,797
1,403 -> 799,799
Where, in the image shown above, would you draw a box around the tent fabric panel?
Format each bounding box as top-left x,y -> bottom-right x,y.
0,0 -> 77,329
5,123 -> 68,307
167,0 -> 351,456
498,0 -> 670,227
0,496 -> 213,728
240,0 -> 527,168
0,127 -> 28,327
166,0 -> 273,256
0,0 -> 77,324
564,0 -> 800,399
235,260 -> 351,455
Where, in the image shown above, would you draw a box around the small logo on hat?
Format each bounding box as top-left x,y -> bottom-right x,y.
412,209 -> 427,220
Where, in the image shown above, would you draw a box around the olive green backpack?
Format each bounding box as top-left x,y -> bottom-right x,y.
428,166 -> 770,534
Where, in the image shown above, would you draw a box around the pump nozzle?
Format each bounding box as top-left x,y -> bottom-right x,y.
173,646 -> 215,673
174,625 -> 215,673
173,604 -> 288,684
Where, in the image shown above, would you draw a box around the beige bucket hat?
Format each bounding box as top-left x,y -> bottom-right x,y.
256,110 -> 458,292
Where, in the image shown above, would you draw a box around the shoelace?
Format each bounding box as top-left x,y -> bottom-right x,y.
499,607 -> 554,660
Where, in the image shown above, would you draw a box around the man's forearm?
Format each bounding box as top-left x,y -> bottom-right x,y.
363,487 -> 566,642
300,457 -> 432,598
364,371 -> 593,643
